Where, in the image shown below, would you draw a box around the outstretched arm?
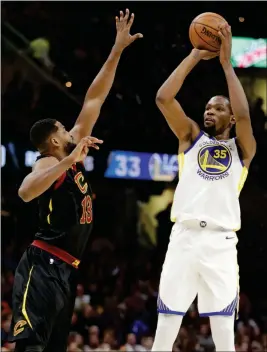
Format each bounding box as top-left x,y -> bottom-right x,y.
156,49 -> 217,150
219,24 -> 256,167
18,137 -> 102,202
70,9 -> 143,142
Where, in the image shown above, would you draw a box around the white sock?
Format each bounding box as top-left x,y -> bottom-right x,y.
210,315 -> 235,351
151,314 -> 183,351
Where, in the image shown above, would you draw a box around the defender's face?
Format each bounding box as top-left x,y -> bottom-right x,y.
53,121 -> 76,154
203,96 -> 233,135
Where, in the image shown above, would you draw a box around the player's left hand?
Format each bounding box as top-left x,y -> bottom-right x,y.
86,136 -> 103,150
218,24 -> 232,67
191,48 -> 218,61
114,9 -> 143,52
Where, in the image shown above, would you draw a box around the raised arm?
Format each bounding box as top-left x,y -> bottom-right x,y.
156,49 -> 217,150
218,24 -> 256,167
70,9 -> 143,143
18,137 -> 102,202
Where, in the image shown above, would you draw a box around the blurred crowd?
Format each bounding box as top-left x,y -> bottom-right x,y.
1,2 -> 267,351
2,232 -> 267,351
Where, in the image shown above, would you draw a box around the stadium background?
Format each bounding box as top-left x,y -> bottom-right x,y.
1,2 -> 267,351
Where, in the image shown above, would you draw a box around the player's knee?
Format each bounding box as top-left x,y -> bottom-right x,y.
152,314 -> 183,351
210,315 -> 235,351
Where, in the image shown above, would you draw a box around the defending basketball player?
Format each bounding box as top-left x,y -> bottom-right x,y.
152,24 -> 256,351
9,10 -> 142,352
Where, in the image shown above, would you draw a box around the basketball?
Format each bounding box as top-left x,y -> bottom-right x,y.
189,12 -> 228,52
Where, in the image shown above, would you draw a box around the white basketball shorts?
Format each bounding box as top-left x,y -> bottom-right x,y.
157,221 -> 239,317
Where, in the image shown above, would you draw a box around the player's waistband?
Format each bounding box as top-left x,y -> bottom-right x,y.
31,240 -> 80,269
175,219 -> 232,232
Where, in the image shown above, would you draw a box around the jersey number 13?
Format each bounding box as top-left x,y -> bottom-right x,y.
80,195 -> 93,224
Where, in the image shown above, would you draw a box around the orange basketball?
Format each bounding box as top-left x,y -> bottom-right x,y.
189,12 -> 228,52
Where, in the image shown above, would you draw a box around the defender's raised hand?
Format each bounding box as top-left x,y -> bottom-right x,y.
69,137 -> 103,163
114,9 -> 143,51
218,24 -> 232,67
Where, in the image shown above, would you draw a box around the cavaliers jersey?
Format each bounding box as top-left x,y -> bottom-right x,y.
35,155 -> 93,259
171,131 -> 248,231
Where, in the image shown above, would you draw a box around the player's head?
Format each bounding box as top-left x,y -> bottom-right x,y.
30,119 -> 76,155
203,96 -> 235,136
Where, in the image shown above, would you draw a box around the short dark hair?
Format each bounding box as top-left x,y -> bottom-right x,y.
30,118 -> 58,150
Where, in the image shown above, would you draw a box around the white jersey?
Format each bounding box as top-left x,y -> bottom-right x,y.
171,131 -> 248,231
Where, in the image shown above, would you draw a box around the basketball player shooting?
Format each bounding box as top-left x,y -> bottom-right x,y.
9,10 -> 142,352
152,24 -> 256,351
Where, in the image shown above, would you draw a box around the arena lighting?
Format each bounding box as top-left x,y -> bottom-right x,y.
65,81 -> 72,88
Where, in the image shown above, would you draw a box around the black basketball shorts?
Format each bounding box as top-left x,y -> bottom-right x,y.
9,245 -> 77,350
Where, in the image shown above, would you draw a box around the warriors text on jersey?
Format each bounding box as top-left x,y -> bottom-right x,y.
35,155 -> 93,259
171,131 -> 248,231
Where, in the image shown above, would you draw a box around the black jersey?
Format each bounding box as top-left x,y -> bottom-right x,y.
35,155 -> 93,259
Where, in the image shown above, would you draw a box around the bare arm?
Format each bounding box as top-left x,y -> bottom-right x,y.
70,9 -> 143,142
156,49 -> 217,147
18,136 -> 102,202
156,51 -> 200,143
223,65 -> 256,165
219,25 -> 256,167
18,157 -> 71,202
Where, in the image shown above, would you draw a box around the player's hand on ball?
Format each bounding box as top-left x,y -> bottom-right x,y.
191,48 -> 219,61
218,24 -> 232,67
69,137 -> 103,163
114,9 -> 143,51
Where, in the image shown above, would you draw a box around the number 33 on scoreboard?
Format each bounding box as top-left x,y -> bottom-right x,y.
115,155 -> 141,178
80,195 -> 93,224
